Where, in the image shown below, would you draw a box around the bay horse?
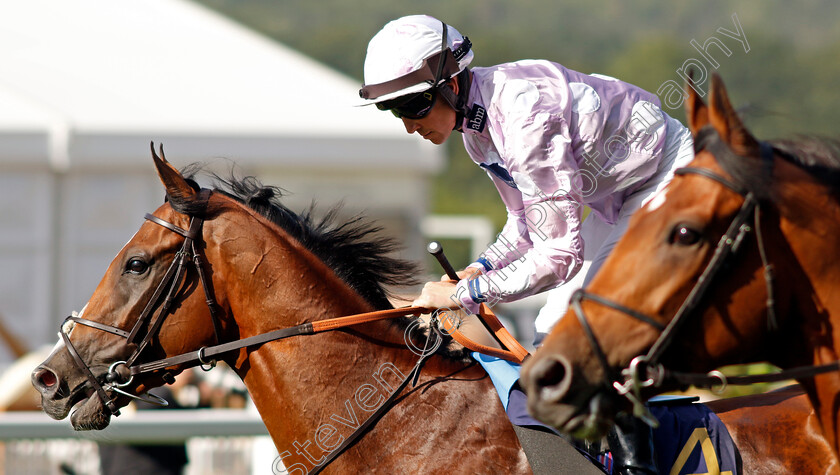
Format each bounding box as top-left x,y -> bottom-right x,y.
522,72 -> 840,471
29,147 -> 549,474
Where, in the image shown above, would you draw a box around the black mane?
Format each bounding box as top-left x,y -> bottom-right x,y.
169,166 -> 419,311
693,127 -> 840,201
771,136 -> 840,189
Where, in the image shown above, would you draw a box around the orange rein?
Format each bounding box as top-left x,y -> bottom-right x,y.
128,304 -> 530,379
311,305 -> 530,364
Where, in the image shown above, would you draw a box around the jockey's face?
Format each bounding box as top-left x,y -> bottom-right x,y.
399,79 -> 459,145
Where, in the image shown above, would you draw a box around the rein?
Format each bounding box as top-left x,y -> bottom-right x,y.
569,135 -> 804,426
57,191 -> 525,472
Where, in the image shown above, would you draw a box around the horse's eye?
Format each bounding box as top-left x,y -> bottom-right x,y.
670,226 -> 702,246
125,258 -> 149,275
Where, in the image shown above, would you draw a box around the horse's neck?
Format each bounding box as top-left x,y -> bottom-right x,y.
777,181 -> 840,348
774,176 -> 840,456
242,335 -> 526,471
234,284 -> 518,470
207,211 -> 522,469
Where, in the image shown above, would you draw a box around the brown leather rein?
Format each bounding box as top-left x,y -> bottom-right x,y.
58,190 -> 528,473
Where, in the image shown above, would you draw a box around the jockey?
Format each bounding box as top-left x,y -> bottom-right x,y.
359,15 -> 694,474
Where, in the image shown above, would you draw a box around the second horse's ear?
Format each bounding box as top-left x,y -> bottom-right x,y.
685,70 -> 709,136
150,142 -> 196,202
707,73 -> 760,154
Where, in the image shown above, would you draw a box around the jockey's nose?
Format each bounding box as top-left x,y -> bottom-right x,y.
522,353 -> 573,405
401,118 -> 420,134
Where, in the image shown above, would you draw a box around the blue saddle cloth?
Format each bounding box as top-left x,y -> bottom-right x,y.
650,402 -> 739,475
475,355 -> 740,474
472,353 -> 553,429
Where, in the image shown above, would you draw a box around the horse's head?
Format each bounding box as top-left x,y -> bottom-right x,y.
522,73 -> 798,438
31,145 -> 227,430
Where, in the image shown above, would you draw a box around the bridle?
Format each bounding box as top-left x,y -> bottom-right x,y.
59,190 -> 224,414
57,189 -> 450,474
573,130 -> 840,426
570,132 -> 784,426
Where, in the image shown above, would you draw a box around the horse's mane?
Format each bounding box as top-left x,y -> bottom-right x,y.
166,165 -> 474,362
771,136 -> 840,188
694,127 -> 840,201
170,165 -> 418,311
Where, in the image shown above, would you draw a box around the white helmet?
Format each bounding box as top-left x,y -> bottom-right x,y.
359,15 -> 473,106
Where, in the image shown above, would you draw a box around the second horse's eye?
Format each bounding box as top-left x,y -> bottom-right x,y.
125,258 -> 149,275
670,226 -> 702,246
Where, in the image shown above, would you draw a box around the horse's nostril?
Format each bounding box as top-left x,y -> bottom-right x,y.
33,367 -> 60,393
533,357 -> 567,387
527,354 -> 573,403
40,370 -> 57,387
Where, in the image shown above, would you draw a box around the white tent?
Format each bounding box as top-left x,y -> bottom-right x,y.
0,0 -> 442,364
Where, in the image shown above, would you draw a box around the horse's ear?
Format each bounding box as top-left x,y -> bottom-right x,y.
707,72 -> 760,154
685,70 -> 709,135
150,142 -> 196,201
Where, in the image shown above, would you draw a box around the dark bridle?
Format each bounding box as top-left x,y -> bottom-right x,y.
59,189 -> 224,414
569,130 -> 780,426
571,129 -> 840,426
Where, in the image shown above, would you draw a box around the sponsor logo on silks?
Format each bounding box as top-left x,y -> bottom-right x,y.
467,104 -> 487,133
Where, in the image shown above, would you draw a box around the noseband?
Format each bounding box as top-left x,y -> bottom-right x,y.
570,136 -> 779,426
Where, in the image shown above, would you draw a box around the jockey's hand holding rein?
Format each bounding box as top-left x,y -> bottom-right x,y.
412,267 -> 482,311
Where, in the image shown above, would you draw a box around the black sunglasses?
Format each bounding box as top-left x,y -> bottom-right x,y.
376,90 -> 438,120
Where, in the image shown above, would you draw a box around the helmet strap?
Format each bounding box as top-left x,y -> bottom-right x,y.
437,70 -> 472,131
432,21 -> 450,88
433,22 -> 471,131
